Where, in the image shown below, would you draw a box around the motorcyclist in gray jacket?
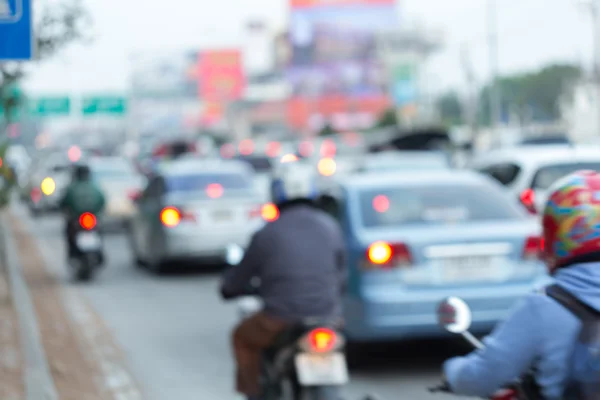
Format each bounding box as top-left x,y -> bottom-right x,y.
220,162 -> 347,400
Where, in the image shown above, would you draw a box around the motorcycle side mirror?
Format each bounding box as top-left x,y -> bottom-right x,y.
225,244 -> 244,266
437,296 -> 472,334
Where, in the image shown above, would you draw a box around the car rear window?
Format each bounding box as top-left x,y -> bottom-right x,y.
358,183 -> 524,228
235,156 -> 272,173
532,162 -> 600,189
166,173 -> 251,192
92,162 -> 136,180
364,156 -> 448,171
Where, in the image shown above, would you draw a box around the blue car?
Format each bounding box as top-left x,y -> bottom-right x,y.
318,170 -> 548,343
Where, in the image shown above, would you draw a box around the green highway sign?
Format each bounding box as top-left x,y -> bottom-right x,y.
28,97 -> 71,116
82,96 -> 127,115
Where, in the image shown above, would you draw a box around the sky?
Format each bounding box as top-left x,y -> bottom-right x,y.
22,0 -> 596,95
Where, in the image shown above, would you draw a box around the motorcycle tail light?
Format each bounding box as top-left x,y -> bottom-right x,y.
298,328 -> 344,353
79,212 -> 97,230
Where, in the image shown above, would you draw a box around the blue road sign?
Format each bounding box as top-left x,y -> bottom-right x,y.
0,0 -> 34,60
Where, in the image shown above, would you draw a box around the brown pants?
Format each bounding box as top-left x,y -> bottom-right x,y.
232,311 -> 288,396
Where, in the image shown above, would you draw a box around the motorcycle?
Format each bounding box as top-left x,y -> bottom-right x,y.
69,212 -> 104,282
430,296 -> 538,400
225,244 -> 350,400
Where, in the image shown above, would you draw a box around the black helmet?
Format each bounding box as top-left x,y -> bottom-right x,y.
73,164 -> 91,181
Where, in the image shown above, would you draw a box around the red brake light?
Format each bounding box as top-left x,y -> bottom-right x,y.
320,139 -> 336,157
365,241 -> 412,269
266,141 -> 281,158
160,207 -> 181,227
523,236 -> 542,260
206,183 -> 223,199
220,143 -> 235,158
299,141 -> 314,157
308,328 -> 337,353
520,189 -> 536,213
128,189 -> 141,201
31,188 -> 41,203
372,195 -> 390,213
239,139 -> 254,155
79,213 -> 97,230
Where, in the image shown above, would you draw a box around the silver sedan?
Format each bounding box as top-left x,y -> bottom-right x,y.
127,159 -> 265,272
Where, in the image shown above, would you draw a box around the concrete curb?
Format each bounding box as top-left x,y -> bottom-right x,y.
1,212 -> 58,400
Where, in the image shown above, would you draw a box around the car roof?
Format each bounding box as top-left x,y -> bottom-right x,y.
472,146 -> 600,168
337,170 -> 487,190
160,158 -> 252,176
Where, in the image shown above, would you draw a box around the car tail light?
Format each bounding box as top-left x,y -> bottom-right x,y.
160,207 -> 181,227
206,183 -> 223,199
31,188 -> 41,203
248,206 -> 261,219
365,241 -> 412,269
299,141 -> 314,157
523,236 -> 542,260
266,141 -> 281,158
520,189 -> 536,214
79,212 -> 97,230
220,143 -> 235,158
261,203 -> 279,222
128,189 -> 141,201
239,139 -> 254,155
298,328 -> 343,353
491,388 -> 518,400
320,139 -> 336,157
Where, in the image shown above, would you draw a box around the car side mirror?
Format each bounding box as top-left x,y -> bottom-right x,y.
437,296 -> 472,334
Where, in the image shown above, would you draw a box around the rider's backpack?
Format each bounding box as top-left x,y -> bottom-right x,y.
546,284 -> 600,400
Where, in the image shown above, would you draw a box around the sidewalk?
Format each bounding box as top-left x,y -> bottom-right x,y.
5,210 -> 142,400
0,261 -> 24,400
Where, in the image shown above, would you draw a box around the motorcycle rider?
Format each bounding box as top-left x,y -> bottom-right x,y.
441,170 -> 600,399
220,162 -> 347,400
59,163 -> 106,262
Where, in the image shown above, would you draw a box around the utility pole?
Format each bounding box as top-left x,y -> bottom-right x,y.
487,0 -> 501,136
582,0 -> 600,137
460,44 -> 478,139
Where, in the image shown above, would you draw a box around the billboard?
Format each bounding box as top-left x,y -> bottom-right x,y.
286,0 -> 397,130
129,51 -> 199,98
198,50 -> 246,101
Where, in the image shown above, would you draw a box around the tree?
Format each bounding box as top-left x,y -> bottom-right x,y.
478,63 -> 581,125
436,91 -> 463,126
374,108 -> 398,129
1,0 -> 91,124
318,123 -> 336,136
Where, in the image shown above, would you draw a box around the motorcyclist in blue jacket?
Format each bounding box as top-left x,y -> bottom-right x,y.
442,170 -> 600,399
220,162 -> 347,400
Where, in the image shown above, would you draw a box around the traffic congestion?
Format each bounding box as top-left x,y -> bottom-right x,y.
6,132 -> 593,400
3,0 -> 600,398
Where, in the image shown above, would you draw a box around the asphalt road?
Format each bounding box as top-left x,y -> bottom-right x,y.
16,204 -> 471,400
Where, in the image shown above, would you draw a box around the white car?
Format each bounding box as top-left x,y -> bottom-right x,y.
469,145 -> 600,213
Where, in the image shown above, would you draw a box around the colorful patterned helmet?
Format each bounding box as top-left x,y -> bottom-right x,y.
542,170 -> 600,274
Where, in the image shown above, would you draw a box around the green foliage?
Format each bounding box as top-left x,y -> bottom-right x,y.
375,108 -> 398,129
318,124 -> 336,136
0,141 -> 14,208
477,63 -> 581,125
436,91 -> 463,126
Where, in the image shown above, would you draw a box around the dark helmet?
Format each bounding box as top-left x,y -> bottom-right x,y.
73,163 -> 91,181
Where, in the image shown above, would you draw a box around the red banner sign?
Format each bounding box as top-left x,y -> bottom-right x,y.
198,50 -> 245,101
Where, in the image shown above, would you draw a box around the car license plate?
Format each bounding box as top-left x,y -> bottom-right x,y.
442,256 -> 499,282
294,352 -> 348,386
212,210 -> 232,222
75,232 -> 101,251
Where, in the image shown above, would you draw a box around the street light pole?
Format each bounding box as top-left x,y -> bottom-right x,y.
488,0 -> 501,136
